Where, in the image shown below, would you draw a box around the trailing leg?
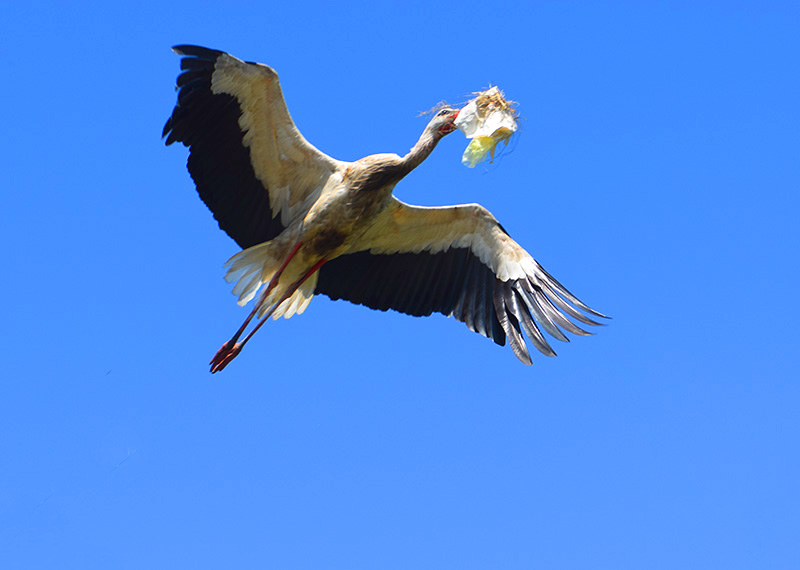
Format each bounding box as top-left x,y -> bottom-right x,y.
210,257 -> 327,373
209,242 -> 304,370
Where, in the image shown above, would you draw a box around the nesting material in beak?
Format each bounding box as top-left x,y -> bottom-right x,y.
455,87 -> 519,168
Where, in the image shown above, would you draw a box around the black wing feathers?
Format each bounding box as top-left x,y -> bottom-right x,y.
316,249 -> 509,348
163,45 -> 284,249
316,246 -> 607,363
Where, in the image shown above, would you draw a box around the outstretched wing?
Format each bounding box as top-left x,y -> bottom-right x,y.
163,45 -> 347,248
315,198 -> 607,364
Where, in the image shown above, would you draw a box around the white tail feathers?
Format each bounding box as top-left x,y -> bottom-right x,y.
223,243 -> 316,319
224,243 -> 280,306
261,271 -> 317,320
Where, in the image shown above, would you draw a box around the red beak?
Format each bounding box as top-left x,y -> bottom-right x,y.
440,110 -> 460,135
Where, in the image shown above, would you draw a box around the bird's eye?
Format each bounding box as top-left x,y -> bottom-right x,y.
437,109 -> 450,117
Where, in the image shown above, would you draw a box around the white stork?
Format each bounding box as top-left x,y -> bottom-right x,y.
163,45 -> 607,373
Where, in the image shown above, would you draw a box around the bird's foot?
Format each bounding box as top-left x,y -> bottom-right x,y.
210,340 -> 242,373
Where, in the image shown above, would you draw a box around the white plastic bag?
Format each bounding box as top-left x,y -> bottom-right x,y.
455,87 -> 518,168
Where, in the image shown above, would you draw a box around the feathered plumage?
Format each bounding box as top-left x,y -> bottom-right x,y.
164,45 -> 607,371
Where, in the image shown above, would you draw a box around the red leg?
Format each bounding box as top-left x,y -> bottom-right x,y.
210,257 -> 327,374
210,242 -> 303,368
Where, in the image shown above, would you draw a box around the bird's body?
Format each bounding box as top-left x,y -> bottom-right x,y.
227,156 -> 400,319
164,45 -> 606,372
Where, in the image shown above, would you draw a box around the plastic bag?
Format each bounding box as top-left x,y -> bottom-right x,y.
455,87 -> 518,168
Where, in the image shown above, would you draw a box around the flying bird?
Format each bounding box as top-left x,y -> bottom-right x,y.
163,45 -> 607,372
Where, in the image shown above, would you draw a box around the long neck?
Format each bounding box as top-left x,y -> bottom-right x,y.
397,129 -> 440,178
352,128 -> 442,194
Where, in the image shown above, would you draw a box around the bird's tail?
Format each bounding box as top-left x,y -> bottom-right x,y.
223,242 -> 316,319
262,271 -> 316,320
224,242 -> 279,305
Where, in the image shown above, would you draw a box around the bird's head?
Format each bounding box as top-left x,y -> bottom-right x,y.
427,107 -> 460,138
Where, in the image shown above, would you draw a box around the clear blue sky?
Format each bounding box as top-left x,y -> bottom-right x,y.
2,1 -> 798,568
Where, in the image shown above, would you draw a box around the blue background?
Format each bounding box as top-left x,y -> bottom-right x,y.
2,1 -> 798,568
